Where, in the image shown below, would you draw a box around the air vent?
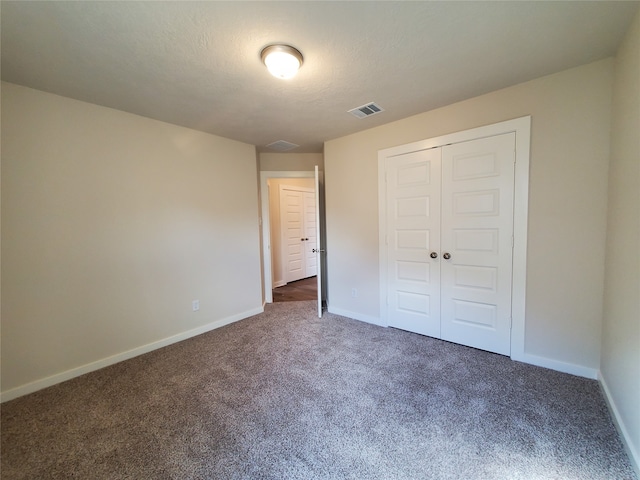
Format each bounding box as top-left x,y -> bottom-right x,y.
266,140 -> 299,151
348,102 -> 384,119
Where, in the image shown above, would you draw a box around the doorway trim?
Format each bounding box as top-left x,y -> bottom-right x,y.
377,116 -> 531,362
260,170 -> 314,303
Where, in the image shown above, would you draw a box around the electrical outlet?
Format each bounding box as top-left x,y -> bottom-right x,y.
192,300 -> 200,312
351,288 -> 358,298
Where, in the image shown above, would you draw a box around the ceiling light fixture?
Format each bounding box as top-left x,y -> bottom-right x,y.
261,44 -> 303,79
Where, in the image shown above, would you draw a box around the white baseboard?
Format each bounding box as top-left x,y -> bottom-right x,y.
273,280 -> 286,288
0,306 -> 264,403
327,306 -> 385,327
511,352 -> 599,379
598,371 -> 640,477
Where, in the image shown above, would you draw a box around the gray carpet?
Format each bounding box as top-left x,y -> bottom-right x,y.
1,301 -> 636,479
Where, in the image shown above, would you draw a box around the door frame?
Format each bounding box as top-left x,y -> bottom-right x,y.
377,116 -> 531,361
260,170 -> 314,303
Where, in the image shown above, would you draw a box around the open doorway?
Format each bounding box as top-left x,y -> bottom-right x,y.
269,179 -> 318,303
260,171 -> 314,303
260,168 -> 327,314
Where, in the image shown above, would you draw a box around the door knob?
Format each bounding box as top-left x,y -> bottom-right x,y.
430,252 -> 438,259
443,252 -> 451,260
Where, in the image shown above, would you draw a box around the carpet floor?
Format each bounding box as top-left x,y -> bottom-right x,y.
1,301 -> 636,479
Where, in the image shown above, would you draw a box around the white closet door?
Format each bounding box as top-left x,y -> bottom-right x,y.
386,148 -> 441,337
440,133 -> 515,355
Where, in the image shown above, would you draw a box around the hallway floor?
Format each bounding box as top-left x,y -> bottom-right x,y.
272,277 -> 317,302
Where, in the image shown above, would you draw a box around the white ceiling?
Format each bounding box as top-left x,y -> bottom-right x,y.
2,1 -> 638,153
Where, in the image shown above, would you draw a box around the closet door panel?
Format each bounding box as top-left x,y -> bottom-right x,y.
440,133 -> 516,355
386,148 -> 441,337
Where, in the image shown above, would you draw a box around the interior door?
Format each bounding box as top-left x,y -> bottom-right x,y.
303,191 -> 318,277
280,187 -> 305,283
280,185 -> 318,282
314,166 -> 324,318
386,148 -> 441,337
440,133 -> 515,355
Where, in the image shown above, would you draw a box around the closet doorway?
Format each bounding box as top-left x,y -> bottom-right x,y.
383,133 -> 515,355
378,117 -> 530,358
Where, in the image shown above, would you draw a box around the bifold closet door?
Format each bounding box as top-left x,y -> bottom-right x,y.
386,148 -> 441,337
440,133 -> 515,355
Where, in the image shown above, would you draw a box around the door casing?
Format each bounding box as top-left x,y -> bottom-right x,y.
378,116 -> 531,361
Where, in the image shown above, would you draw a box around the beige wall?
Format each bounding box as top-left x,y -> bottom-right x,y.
601,10 -> 640,472
267,177 -> 315,286
1,83 -> 263,395
325,58 -> 614,372
259,152 -> 323,172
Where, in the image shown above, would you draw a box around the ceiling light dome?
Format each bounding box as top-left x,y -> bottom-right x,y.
261,44 -> 303,79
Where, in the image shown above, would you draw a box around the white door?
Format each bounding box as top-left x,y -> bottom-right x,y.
440,133 -> 515,355
386,148 -> 441,337
281,187 -> 305,283
314,165 -> 324,318
384,133 -> 515,355
303,191 -> 318,277
280,185 -> 317,283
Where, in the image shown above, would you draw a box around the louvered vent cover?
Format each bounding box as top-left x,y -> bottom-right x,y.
348,102 -> 384,119
266,140 -> 299,151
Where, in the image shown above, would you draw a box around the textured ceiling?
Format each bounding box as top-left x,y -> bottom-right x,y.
2,1 -> 638,153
